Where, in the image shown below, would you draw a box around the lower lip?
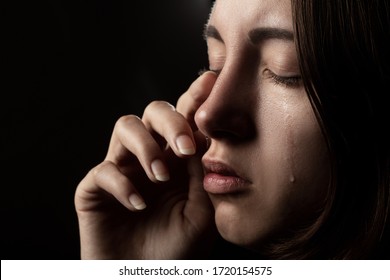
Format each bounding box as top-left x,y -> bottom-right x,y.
203,173 -> 248,194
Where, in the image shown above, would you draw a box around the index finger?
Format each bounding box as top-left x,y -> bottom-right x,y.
176,71 -> 217,130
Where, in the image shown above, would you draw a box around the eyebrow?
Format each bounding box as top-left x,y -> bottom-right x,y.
203,24 -> 294,44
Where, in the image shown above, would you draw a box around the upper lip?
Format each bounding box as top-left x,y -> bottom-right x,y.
202,158 -> 250,182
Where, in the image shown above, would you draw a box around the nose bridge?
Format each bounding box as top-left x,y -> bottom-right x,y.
208,63 -> 254,115
195,55 -> 257,141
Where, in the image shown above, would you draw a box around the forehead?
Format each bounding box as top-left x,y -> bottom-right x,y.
209,0 -> 293,32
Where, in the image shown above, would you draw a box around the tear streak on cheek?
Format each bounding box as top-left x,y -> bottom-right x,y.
282,96 -> 296,184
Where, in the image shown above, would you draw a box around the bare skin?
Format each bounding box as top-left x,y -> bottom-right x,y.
75,72 -> 218,259
75,0 -> 330,259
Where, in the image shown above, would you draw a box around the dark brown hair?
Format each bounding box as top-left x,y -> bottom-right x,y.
265,0 -> 390,259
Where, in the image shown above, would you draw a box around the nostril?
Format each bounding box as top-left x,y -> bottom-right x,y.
196,106 -> 256,143
194,83 -> 257,143
211,130 -> 237,139
210,129 -> 254,143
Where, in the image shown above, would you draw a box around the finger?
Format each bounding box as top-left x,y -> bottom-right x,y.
76,161 -> 147,211
106,115 -> 170,182
183,152 -> 214,232
142,101 -> 196,158
176,71 -> 217,130
176,131 -> 213,231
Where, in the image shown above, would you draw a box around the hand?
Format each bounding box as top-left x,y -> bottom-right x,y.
74,71 -> 218,259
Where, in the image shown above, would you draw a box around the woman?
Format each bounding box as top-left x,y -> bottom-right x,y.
74,0 -> 390,259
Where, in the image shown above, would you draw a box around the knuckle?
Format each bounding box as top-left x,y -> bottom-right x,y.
144,101 -> 175,116
89,161 -> 131,194
115,115 -> 141,130
91,161 -> 112,181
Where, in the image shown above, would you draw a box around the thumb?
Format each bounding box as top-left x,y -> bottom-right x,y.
183,137 -> 214,232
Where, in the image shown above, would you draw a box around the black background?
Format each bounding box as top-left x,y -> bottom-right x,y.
2,0 -> 213,259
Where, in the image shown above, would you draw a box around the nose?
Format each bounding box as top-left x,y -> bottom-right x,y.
194,66 -> 256,143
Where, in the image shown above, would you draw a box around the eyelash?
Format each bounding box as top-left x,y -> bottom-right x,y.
265,70 -> 302,88
200,68 -> 301,88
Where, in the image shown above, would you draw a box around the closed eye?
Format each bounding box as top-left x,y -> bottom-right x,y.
264,69 -> 302,88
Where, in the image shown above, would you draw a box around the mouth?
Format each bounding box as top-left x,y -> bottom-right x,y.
202,159 -> 250,194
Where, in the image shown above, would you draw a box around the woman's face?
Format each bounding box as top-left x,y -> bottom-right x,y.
195,0 -> 330,249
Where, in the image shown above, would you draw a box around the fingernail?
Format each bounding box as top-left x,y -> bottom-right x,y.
129,194 -> 146,210
176,135 -> 195,155
151,159 -> 170,181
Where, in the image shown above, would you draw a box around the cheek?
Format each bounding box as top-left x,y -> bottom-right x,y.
286,105 -> 330,212
210,89 -> 330,248
237,92 -> 328,231
255,93 -> 330,221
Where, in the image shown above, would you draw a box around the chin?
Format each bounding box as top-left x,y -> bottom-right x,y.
212,198 -> 274,250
